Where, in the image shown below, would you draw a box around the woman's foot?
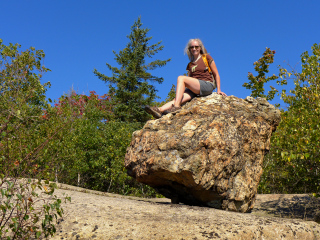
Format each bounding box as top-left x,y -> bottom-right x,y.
145,106 -> 162,119
164,105 -> 181,114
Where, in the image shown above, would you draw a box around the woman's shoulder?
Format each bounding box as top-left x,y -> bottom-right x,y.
203,54 -> 213,60
186,61 -> 193,70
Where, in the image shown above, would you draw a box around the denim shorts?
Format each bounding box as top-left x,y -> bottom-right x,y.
185,79 -> 216,99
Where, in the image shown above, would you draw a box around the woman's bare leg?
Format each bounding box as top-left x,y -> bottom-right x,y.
159,100 -> 175,112
174,76 -> 200,107
154,76 -> 199,113
159,92 -> 192,112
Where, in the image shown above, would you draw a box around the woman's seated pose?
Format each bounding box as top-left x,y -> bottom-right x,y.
145,38 -> 226,119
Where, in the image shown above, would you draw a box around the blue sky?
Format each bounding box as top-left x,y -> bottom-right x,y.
1,1 -> 319,106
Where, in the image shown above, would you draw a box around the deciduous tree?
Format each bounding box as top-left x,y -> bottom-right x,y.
243,47 -> 280,101
0,39 -> 68,239
260,44 -> 320,193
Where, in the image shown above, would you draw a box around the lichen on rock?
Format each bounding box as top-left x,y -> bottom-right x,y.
125,93 -> 281,212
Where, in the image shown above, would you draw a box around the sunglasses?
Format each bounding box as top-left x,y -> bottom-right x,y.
189,46 -> 200,50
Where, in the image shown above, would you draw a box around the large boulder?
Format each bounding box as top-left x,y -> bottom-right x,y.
125,93 -> 281,212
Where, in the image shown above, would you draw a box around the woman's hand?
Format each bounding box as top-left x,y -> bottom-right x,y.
209,60 -> 226,97
217,90 -> 227,96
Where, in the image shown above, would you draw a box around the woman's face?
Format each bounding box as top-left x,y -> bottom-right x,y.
189,41 -> 201,56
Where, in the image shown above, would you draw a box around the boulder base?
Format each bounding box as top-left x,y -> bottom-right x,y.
125,93 -> 281,212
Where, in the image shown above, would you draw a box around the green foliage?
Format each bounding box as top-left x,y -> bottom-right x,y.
49,91 -> 159,197
258,44 -> 320,194
165,84 -> 176,102
94,17 -> 171,122
0,39 -> 68,239
0,39 -> 51,179
43,90 -> 111,185
82,120 -> 157,197
0,179 -> 69,239
243,47 -> 281,101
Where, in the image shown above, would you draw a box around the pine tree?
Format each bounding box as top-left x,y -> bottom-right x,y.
94,17 -> 171,122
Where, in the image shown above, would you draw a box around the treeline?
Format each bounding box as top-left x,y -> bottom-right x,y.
243,45 -> 320,195
0,16 -> 319,238
0,17 -> 169,239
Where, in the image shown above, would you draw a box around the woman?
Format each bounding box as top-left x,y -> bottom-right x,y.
145,38 -> 226,119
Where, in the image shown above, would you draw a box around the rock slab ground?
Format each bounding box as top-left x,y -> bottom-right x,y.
49,184 -> 320,240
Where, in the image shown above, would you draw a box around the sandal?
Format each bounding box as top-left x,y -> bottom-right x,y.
164,105 -> 181,114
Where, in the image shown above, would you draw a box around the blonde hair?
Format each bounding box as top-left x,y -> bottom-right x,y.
184,38 -> 208,61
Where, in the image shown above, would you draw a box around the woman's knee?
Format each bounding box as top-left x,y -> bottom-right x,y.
177,75 -> 186,83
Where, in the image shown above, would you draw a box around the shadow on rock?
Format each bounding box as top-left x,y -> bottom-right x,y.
254,194 -> 320,222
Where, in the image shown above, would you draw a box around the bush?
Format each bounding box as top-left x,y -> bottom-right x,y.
0,39 -> 69,239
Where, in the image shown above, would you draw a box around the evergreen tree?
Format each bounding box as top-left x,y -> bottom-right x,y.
94,17 -> 171,122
